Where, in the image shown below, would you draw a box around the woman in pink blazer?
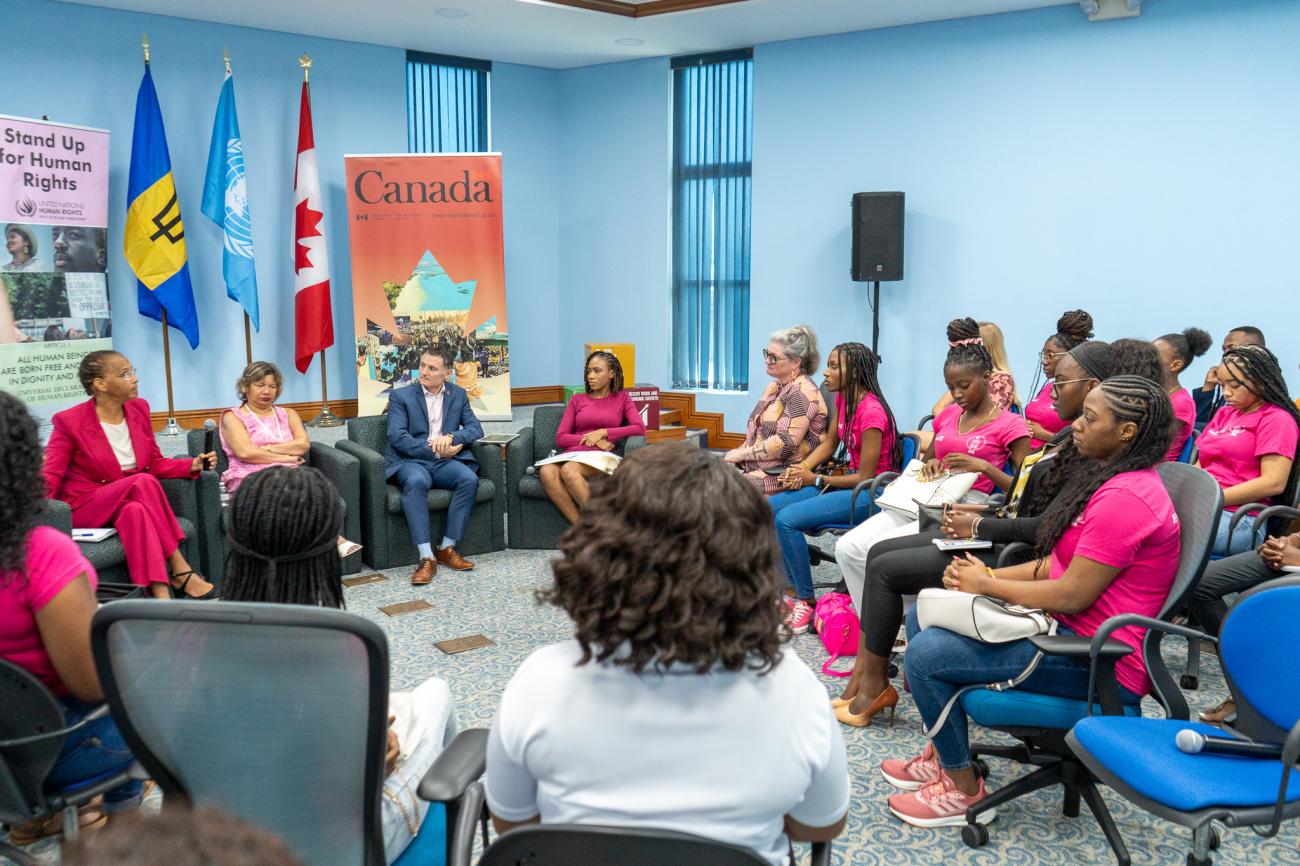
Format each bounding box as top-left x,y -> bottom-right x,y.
43,351 -> 217,599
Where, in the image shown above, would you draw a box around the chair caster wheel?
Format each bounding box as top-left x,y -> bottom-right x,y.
887,664 -> 899,678
1186,856 -> 1212,866
962,823 -> 990,848
972,759 -> 991,779
1180,675 -> 1199,690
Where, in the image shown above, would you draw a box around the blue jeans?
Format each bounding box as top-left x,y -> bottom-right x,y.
47,697 -> 143,812
393,460 -> 479,547
903,609 -> 1141,772
770,488 -> 865,600
1213,510 -> 1257,557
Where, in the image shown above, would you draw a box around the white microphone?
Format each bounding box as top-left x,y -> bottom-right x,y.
1175,728 -> 1284,760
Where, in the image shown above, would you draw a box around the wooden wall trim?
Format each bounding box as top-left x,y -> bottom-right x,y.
659,390 -> 745,449
510,386 -> 566,405
534,0 -> 747,18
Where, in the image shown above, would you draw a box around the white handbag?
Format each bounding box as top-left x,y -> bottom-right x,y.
916,588 -> 1055,643
875,459 -> 979,518
915,588 -> 1057,737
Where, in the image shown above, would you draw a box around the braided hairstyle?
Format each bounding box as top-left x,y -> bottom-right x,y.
945,317 -> 993,374
221,467 -> 344,608
584,350 -> 625,395
1219,345 -> 1300,509
1053,310 -> 1095,350
1034,376 -> 1174,556
0,391 -> 44,577
1157,327 -> 1212,370
833,342 -> 903,473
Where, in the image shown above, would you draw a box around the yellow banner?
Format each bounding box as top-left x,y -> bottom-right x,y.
123,171 -> 187,290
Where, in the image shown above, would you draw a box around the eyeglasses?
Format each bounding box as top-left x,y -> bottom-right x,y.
104,367 -> 137,380
761,351 -> 784,365
1049,376 -> 1092,393
1041,351 -> 1068,361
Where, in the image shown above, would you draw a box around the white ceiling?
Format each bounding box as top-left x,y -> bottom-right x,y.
61,0 -> 1079,69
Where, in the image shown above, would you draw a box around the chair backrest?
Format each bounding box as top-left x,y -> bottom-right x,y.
1219,576 -> 1300,738
187,427 -> 231,474
1176,428 -> 1198,464
530,403 -> 634,462
899,433 -> 920,469
91,600 -> 390,866
347,415 -> 389,457
1145,463 -> 1224,718
0,658 -> 68,823
478,824 -> 771,866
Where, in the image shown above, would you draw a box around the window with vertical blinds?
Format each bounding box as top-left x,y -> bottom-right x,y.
406,51 -> 490,153
670,49 -> 753,392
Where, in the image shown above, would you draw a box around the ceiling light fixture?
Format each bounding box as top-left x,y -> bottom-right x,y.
435,7 -> 468,17
614,37 -> 644,46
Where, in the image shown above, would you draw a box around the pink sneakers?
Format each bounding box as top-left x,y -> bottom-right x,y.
887,772 -> 995,828
880,742 -> 941,791
784,599 -> 813,635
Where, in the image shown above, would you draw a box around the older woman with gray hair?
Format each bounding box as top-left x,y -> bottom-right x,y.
724,325 -> 829,495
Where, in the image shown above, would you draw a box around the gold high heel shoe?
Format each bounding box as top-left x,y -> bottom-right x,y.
834,684 -> 899,728
831,696 -> 852,709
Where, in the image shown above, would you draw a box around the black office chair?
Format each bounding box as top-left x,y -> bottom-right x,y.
0,659 -> 141,866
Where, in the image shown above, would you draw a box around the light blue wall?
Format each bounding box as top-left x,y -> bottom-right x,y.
553,0 -> 1300,430
4,0 -> 565,410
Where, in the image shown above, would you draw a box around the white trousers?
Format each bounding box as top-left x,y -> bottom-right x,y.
383,677 -> 460,863
834,509 -> 918,614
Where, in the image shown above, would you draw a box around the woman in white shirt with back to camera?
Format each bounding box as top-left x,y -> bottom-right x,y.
486,442 -> 850,865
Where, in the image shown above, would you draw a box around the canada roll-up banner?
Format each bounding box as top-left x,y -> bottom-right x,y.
0,115 -> 112,436
345,153 -> 510,420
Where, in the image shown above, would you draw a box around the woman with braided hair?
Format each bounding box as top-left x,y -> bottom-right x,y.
1023,310 -> 1095,449
928,321 -> 1020,418
1196,344 -> 1300,556
1154,327 -> 1212,461
834,318 -> 1030,617
768,342 -> 902,633
883,376 -> 1181,828
222,467 -> 459,863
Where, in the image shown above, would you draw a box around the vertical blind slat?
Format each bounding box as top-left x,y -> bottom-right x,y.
406,57 -> 488,154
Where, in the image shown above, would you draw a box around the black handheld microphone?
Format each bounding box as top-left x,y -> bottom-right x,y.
203,418 -> 217,469
1176,728 -> 1284,760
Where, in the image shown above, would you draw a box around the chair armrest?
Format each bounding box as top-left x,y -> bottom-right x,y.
1229,502 -> 1272,540
1259,718 -> 1300,839
36,499 -> 73,534
1029,634 -> 1133,660
505,428 -> 534,484
917,414 -> 934,431
996,542 -> 1032,568
449,781 -> 486,866
419,728 -> 488,803
851,472 -> 899,523
623,435 -> 646,455
1084,615 -> 1211,721
0,702 -> 110,748
810,841 -> 831,866
471,442 -> 505,491
309,443 -> 361,541
1257,505 -> 1300,530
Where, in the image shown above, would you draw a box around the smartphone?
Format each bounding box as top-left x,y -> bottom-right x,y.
933,538 -> 994,551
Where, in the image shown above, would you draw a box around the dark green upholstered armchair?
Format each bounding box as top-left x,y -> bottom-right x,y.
504,405 -> 646,550
336,415 -> 505,570
185,428 -> 363,579
35,470 -> 220,595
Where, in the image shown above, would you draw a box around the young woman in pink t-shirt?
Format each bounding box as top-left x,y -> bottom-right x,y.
883,376 -> 1179,829
539,351 -> 646,524
1024,310 -> 1095,449
835,319 -> 1031,617
1196,344 -> 1300,556
1154,327 -> 1212,462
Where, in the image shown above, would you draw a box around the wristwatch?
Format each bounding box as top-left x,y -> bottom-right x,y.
814,475 -> 825,490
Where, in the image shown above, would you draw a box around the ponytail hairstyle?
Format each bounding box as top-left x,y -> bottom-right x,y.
1053,310 -> 1095,351
1157,327 -> 1213,370
1219,345 -> 1300,509
945,317 -> 993,374
1034,376 -> 1174,557
770,325 -> 820,376
584,351 -> 625,395
833,342 -> 903,473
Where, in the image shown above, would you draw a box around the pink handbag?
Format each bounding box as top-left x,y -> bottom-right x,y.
813,593 -> 859,678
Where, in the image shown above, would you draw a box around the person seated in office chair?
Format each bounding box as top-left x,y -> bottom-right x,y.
385,344 -> 483,586
883,377 -> 1180,828
221,467 -> 459,864
0,391 -> 146,844
538,351 -> 645,524
486,443 -> 850,865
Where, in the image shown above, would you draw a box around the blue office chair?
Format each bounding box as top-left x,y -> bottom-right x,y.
1068,576 -> 1300,866
958,462 -> 1223,865
1178,429 -> 1199,464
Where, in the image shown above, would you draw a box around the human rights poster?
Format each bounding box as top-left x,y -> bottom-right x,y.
345,153 -> 510,420
0,115 -> 111,436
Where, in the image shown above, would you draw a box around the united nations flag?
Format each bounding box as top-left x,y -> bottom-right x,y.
125,61 -> 199,349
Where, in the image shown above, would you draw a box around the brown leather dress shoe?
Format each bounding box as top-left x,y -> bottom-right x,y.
410,557 -> 436,585
434,546 -> 475,571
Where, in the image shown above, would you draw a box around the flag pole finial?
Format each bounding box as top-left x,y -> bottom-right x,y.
223,46 -> 231,74
298,53 -> 312,82
142,32 -> 150,65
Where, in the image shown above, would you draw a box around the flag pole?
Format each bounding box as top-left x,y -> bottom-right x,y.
159,309 -> 183,436
243,312 -> 252,365
299,52 -> 342,429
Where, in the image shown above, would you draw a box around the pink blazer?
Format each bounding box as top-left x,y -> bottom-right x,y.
43,398 -> 196,509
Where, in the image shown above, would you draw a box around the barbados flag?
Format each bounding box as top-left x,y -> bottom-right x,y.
125,63 -> 199,349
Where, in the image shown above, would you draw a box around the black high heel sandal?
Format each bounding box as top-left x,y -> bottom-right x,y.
170,570 -> 217,600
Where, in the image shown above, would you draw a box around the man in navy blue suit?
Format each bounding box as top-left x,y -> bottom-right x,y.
386,344 -> 483,585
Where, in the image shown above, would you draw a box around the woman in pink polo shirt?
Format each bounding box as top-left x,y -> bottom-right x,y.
538,351 -> 646,524
1196,344 -> 1300,556
1024,310 -> 1095,450
883,376 -> 1180,828
1154,327 -> 1212,462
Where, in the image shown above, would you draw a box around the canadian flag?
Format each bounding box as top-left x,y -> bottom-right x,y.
293,81 -> 334,373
